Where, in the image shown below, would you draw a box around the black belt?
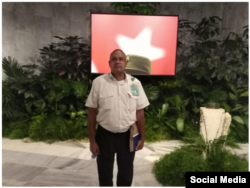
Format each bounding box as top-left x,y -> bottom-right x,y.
98,125 -> 129,134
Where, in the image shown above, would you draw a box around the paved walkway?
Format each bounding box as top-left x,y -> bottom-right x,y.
2,138 -> 249,186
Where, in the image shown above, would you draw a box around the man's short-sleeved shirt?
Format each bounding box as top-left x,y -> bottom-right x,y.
85,72 -> 150,133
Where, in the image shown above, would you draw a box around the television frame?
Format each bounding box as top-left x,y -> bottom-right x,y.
90,12 -> 180,77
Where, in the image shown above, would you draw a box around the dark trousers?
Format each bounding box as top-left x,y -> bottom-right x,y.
95,125 -> 135,186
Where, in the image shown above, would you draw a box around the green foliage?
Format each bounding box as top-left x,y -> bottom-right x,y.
145,113 -> 172,142
2,81 -> 17,119
38,36 -> 90,82
43,115 -> 68,142
153,136 -> 248,186
5,121 -> 29,139
29,114 -> 47,141
2,10 -> 249,144
144,80 -> 193,140
28,114 -> 88,142
110,2 -> 160,15
70,117 -> 88,140
3,65 -> 89,119
2,35 -> 90,142
191,16 -> 222,41
30,115 -> 68,142
143,17 -> 248,142
206,149 -> 248,172
153,146 -> 206,186
182,134 -> 240,156
2,57 -> 27,79
143,84 -> 160,101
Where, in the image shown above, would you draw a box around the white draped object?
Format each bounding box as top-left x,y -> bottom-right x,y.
200,107 -> 232,142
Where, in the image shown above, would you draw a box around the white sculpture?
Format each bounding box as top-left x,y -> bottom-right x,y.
200,107 -> 232,143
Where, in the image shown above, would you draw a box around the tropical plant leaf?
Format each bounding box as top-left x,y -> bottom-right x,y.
161,103 -> 169,116
228,84 -> 237,94
182,133 -> 207,152
240,90 -> 248,97
241,116 -> 248,126
46,90 -> 56,103
56,110 -> 61,116
25,103 -> 33,114
193,107 -> 200,113
204,76 -> 212,84
230,122 -> 235,128
2,82 -> 15,103
232,104 -> 245,111
211,71 -> 217,78
83,118 -> 88,127
232,116 -> 244,124
229,93 -> 237,100
143,85 -> 160,101
58,104 -> 67,113
224,137 -> 240,149
70,112 -> 77,119
181,99 -> 190,109
76,110 -> 87,116
153,124 -> 160,129
2,57 -> 26,79
171,95 -> 182,107
165,118 -> 176,130
208,89 -> 228,102
176,118 -> 184,132
69,104 -> 76,112
71,80 -> 88,97
24,92 -> 34,99
188,85 -> 204,93
56,92 -> 69,102
40,102 -> 46,111
220,103 -> 231,112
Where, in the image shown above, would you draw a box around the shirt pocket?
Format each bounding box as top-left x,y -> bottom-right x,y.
99,94 -> 114,109
127,92 -> 138,111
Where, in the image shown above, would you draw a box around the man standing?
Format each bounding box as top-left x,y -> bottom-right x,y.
85,49 -> 150,186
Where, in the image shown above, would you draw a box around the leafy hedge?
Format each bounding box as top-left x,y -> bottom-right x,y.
2,36 -> 91,143
153,146 -> 206,186
153,135 -> 249,186
2,3 -> 249,143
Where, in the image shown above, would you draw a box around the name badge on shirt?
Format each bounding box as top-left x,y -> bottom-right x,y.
131,84 -> 139,96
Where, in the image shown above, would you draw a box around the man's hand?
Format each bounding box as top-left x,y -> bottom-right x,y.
135,139 -> 144,151
90,142 -> 100,156
136,109 -> 145,151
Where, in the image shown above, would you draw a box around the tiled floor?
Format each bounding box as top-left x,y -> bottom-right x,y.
2,139 -> 161,186
2,138 -> 248,186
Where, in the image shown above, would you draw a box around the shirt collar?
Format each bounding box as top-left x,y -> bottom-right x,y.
108,72 -> 129,83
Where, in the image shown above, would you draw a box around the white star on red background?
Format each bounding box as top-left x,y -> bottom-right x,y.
116,27 -> 166,61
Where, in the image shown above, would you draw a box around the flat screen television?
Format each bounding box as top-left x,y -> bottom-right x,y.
91,13 -> 179,76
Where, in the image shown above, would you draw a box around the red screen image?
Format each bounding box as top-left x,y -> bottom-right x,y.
91,14 -> 179,75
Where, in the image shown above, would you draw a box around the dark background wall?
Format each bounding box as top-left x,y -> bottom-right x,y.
2,2 -> 248,79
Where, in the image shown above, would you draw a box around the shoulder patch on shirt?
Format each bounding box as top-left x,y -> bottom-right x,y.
131,84 -> 139,96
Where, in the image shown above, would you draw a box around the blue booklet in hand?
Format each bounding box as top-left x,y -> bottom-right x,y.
130,123 -> 140,152
133,133 -> 140,151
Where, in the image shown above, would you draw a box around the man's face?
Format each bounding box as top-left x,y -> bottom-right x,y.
109,50 -> 128,74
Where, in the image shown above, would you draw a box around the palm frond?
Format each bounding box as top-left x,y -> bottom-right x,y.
182,133 -> 207,152
2,81 -> 15,103
2,57 -> 26,79
224,136 -> 241,149
143,84 -> 160,101
2,81 -> 18,119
